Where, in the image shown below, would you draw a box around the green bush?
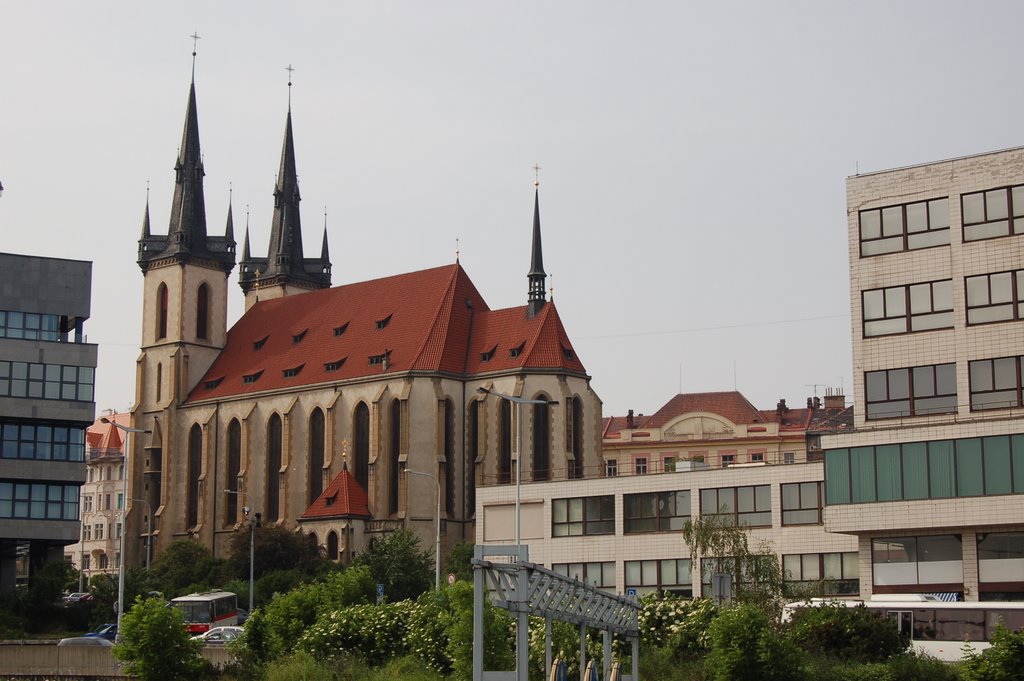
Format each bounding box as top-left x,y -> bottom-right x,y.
707,603 -> 804,681
255,569 -> 307,606
405,592 -> 451,673
113,596 -> 207,681
299,601 -> 413,665
354,529 -> 432,602
786,602 -> 906,663
443,582 -> 514,681
962,624 -> 1024,681
805,651 -> 960,681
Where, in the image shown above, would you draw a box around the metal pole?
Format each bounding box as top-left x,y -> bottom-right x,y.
249,518 -> 254,612
515,401 -> 521,548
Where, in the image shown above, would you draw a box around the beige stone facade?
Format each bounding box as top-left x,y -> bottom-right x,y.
823,147 -> 1024,601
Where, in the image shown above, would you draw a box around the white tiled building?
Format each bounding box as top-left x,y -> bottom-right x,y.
822,147 -> 1024,601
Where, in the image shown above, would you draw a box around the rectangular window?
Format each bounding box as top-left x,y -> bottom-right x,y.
605,459 -> 617,477
552,495 -> 615,537
625,558 -> 692,597
865,363 -> 956,419
663,456 -> 676,472
978,532 -> 1024,560
969,356 -> 1023,410
624,490 -> 690,533
784,552 -> 859,595
721,453 -> 735,467
783,452 -> 795,464
94,523 -> 104,540
0,310 -> 61,341
634,457 -> 647,475
781,481 -> 822,525
860,197 -> 949,256
862,280 -> 953,337
966,269 -> 1024,325
0,480 -> 78,520
552,561 -> 615,589
962,184 -> 1024,242
0,361 -> 95,402
700,485 -> 771,527
749,452 -> 765,463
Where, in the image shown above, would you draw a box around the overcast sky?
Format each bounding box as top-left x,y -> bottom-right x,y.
3,1 -> 1024,418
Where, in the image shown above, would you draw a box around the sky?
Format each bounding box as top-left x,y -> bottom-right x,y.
3,1 -> 1024,419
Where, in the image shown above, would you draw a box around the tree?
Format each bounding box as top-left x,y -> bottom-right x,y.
113,596 -> 207,681
444,542 -> 475,583
681,512 -> 785,611
226,524 -> 324,581
149,539 -> 225,596
785,602 -> 906,663
706,603 -> 804,681
354,528 -> 432,602
962,624 -> 1024,681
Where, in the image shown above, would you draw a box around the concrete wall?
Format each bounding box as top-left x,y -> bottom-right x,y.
0,641 -> 233,678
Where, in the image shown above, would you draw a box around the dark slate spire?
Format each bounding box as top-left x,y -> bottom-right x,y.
238,78 -> 330,295
138,63 -> 235,274
140,194 -> 151,239
224,198 -> 235,242
527,185 -> 547,317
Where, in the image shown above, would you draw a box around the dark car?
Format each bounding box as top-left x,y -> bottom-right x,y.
236,607 -> 249,625
83,623 -> 117,641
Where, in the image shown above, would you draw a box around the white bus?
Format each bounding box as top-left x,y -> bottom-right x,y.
782,594 -> 1024,662
169,590 -> 239,635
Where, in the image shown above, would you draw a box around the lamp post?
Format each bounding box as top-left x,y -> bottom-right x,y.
100,417 -> 150,643
405,469 -> 441,591
129,498 -> 152,571
476,388 -> 558,548
225,489 -> 255,612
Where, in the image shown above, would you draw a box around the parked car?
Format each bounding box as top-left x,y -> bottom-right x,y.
191,626 -> 244,645
58,636 -> 114,647
235,607 -> 249,625
63,592 -> 92,606
83,623 -> 117,641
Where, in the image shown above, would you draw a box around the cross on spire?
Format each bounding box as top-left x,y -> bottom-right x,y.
533,163 -> 542,188
456,237 -> 460,263
190,32 -> 201,80
286,64 -> 295,109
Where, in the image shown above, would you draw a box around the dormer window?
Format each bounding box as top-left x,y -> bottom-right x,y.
325,357 -> 347,372
376,314 -> 393,330
204,377 -> 224,390
481,345 -> 497,362
333,322 -> 349,337
561,343 -> 575,361
325,492 -> 337,507
282,364 -> 304,378
369,350 -> 391,366
242,370 -> 264,384
509,342 -> 526,359
292,329 -> 308,344
253,335 -> 269,351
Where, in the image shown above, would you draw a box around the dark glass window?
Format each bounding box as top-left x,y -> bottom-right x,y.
157,283 -> 168,340
781,482 -> 822,525
499,400 -> 512,484
962,184 -> 1024,241
196,283 -> 209,340
865,363 -> 956,419
969,356 -> 1023,410
624,490 -> 690,533
225,419 -> 241,525
860,197 -> 949,256
532,396 -> 550,481
443,399 -> 455,515
353,403 -> 370,491
187,424 -> 202,528
862,280 -> 953,337
552,495 -> 614,537
700,485 -> 771,527
266,415 -> 282,522
966,269 -> 1024,325
309,409 -> 325,506
389,400 -> 401,515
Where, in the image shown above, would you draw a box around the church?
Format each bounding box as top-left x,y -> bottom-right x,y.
124,65 -> 603,567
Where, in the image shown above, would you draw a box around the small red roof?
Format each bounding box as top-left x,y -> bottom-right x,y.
188,263 -> 586,402
300,467 -> 371,520
86,413 -> 129,453
604,391 -> 813,437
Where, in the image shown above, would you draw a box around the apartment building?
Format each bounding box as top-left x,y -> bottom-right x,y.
822,147 -> 1024,601
0,253 -> 95,591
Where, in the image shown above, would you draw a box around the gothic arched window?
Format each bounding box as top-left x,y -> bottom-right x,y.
225,419 -> 241,525
388,399 -> 401,515
443,398 -> 455,515
327,531 -> 339,561
267,414 -> 282,522
533,394 -> 551,481
196,283 -> 209,340
466,399 -> 479,517
157,283 -> 168,340
571,396 -> 585,479
187,424 -> 202,528
499,399 -> 512,485
309,408 -> 325,506
353,403 -> 370,492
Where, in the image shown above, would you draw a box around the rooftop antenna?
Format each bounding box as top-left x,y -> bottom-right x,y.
190,31 -> 201,81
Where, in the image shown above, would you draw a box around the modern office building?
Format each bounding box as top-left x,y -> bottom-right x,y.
477,392 -> 859,597
822,147 -> 1024,601
0,253 -> 95,591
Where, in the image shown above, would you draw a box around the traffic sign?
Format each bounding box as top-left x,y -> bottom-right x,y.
625,588 -> 637,597
376,583 -> 385,603
447,573 -> 457,586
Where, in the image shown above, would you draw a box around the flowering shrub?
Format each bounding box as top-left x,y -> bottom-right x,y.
299,600 -> 413,666
406,593 -> 451,673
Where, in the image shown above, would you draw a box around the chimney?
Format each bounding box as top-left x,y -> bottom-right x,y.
626,409 -> 635,429
807,397 -> 813,409
776,398 -> 787,419
814,396 -> 822,410
824,388 -> 845,410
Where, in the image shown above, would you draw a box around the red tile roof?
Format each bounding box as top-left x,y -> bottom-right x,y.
603,391 -> 813,437
300,467 -> 371,520
187,263 -> 587,402
87,413 -> 128,452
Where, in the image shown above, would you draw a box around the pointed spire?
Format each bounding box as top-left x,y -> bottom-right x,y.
527,173 -> 547,318
241,224 -> 251,261
140,187 -> 151,238
224,192 -> 235,241
166,77 -> 208,248
320,209 -> 330,261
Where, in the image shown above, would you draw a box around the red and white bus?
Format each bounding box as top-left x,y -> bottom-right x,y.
170,591 -> 239,634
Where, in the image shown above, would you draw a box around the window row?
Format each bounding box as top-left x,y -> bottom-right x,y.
1,422 -> 86,461
857,184 -> 1024,256
0,361 -> 95,402
825,435 -> 1024,505
0,310 -> 61,341
873,533 -> 1024,595
863,356 -> 1024,420
782,552 -> 859,596
0,481 -> 79,520
552,483 -> 823,537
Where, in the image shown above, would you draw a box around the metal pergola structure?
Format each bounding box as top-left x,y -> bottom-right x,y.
473,545 -> 640,681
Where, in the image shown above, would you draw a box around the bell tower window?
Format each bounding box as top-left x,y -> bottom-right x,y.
157,283 -> 168,340
196,283 -> 209,340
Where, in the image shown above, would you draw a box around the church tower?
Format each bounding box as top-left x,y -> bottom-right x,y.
133,59 -> 236,560
526,182 -> 547,318
238,79 -> 331,309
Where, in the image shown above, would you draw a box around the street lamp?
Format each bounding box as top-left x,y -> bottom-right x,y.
405,468 -> 441,591
100,417 -> 150,643
225,489 -> 256,612
476,388 -> 558,548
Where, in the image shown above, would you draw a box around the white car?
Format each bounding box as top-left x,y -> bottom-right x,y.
191,626 -> 244,645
